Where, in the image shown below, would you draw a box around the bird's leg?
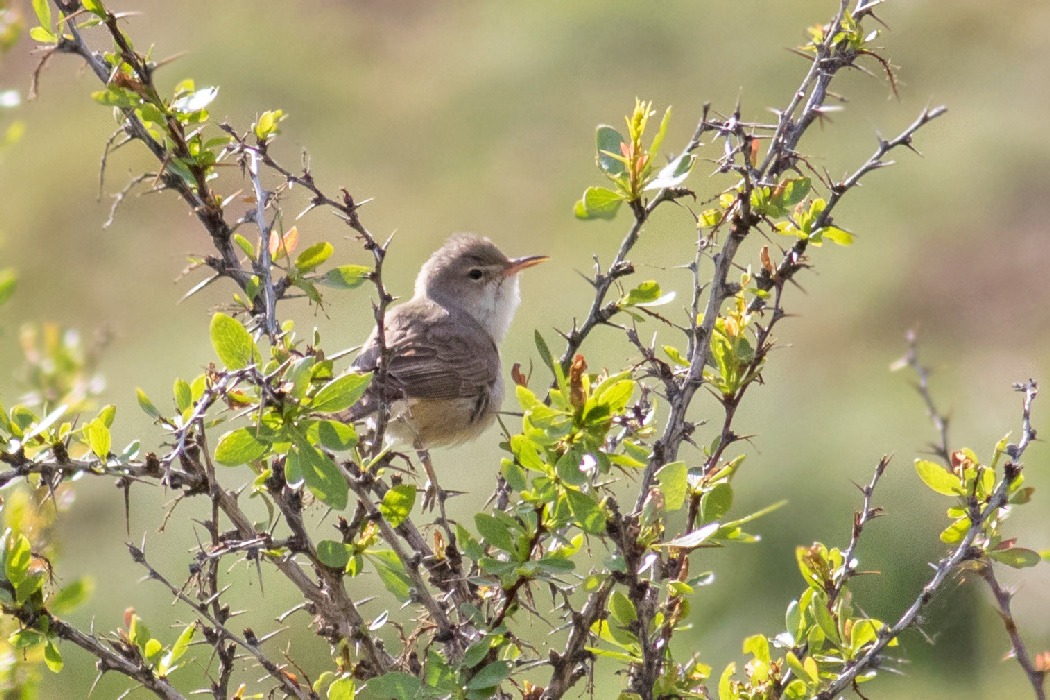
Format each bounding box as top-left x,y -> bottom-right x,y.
415,447 -> 457,544
415,445 -> 445,513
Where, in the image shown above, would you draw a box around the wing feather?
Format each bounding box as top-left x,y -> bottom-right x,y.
352,300 -> 499,404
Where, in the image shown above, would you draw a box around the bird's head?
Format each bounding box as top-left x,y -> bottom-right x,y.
416,234 -> 548,342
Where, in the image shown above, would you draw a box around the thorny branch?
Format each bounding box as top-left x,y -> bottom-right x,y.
538,0 -> 952,694
635,40 -> 946,510
900,337 -> 1044,698
6,608 -> 189,700
49,2 -> 247,288
814,381 -> 1040,699
126,543 -> 313,700
8,2 -> 1039,700
979,565 -> 1048,700
830,455 -> 889,606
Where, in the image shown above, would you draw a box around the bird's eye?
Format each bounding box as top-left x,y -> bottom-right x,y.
467,269 -> 484,280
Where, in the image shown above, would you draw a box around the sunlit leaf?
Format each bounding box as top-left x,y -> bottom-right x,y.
295,241 -> 334,273
322,265 -> 370,289
311,372 -> 372,413
575,186 -> 623,220
214,428 -> 269,466
317,540 -> 351,569
209,313 -> 261,370
292,431 -> 348,509
655,461 -> 687,511
915,459 -> 961,496
379,484 -> 416,528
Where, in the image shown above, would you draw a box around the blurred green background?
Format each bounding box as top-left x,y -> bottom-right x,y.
1,1 -> 1049,698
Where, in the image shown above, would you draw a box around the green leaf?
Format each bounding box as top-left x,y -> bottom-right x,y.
295,241 -> 334,272
0,268 -> 15,306
313,420 -> 358,451
82,0 -> 106,18
500,458 -> 526,491
914,459 -> 962,496
467,660 -> 511,691
233,233 -> 255,260
743,634 -> 771,665
596,125 -> 626,176
718,662 -> 736,700
534,330 -> 564,390
663,345 -> 690,367
50,577 -> 94,614
32,0 -> 51,28
621,280 -> 661,306
91,86 -> 139,108
475,513 -> 515,552
328,676 -> 355,700
555,447 -> 587,486
701,482 -> 733,523
849,619 -> 879,653
649,105 -> 672,159
565,488 -> 606,535
819,226 -> 854,246
293,435 -> 348,509
136,388 -> 162,420
366,550 -> 412,602
312,372 -> 372,413
609,591 -> 637,625
322,265 -> 370,289
5,534 -> 31,584
98,404 -> 117,428
43,642 -> 62,673
940,516 -> 970,544
210,313 -> 261,370
214,428 -> 269,466
989,547 -> 1042,568
363,671 -> 421,700
575,186 -> 624,220
699,208 -> 724,229
254,110 -> 284,140
655,461 -> 688,511
174,378 -> 192,413
86,418 -> 111,461
379,484 -> 416,527
158,623 -> 195,677
317,540 -> 352,569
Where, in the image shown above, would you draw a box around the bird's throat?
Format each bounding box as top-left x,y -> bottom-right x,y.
471,275 -> 521,343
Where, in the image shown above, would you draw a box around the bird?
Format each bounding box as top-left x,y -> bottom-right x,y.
342,234 -> 548,467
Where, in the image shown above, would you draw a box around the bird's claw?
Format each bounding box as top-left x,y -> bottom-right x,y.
422,480 -> 442,512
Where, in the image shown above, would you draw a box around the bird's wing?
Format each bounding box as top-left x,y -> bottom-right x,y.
353,301 -> 500,402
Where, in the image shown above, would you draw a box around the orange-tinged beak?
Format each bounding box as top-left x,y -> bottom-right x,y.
504,254 -> 549,277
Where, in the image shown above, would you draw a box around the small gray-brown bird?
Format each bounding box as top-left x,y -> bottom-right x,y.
344,234 -> 548,453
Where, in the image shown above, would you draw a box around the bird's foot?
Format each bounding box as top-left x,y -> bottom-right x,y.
422,479 -> 442,512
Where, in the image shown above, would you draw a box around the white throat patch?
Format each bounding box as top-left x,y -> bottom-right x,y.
472,275 -> 521,343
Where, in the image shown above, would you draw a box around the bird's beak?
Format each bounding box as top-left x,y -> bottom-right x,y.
504,254 -> 550,277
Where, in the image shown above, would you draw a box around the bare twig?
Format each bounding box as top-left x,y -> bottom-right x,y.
246,150 -> 281,339
895,328 -> 951,462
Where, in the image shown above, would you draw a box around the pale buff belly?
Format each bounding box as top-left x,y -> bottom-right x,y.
384,394 -> 500,449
